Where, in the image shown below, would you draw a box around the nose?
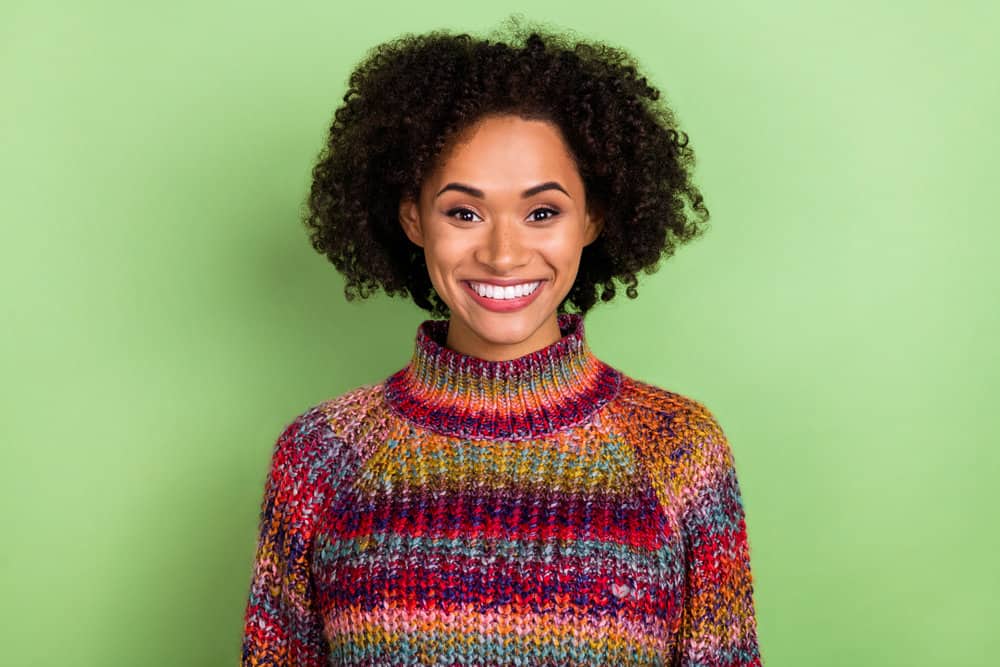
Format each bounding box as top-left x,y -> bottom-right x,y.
473,217 -> 530,273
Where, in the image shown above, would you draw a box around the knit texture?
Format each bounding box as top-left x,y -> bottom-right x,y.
240,313 -> 761,666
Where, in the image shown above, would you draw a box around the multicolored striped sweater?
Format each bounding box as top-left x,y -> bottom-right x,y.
240,313 -> 761,666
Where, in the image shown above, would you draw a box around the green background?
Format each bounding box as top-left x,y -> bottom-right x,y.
2,1 -> 997,665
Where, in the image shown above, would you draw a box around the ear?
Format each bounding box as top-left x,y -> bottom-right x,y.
398,197 -> 425,248
583,206 -> 604,246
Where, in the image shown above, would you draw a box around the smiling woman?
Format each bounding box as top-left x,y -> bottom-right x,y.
240,15 -> 762,667
398,114 -> 604,360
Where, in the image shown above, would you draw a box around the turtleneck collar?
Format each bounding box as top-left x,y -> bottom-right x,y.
383,313 -> 623,440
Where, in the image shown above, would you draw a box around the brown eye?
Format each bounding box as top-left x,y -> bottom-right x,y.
529,207 -> 560,222
445,207 -> 481,222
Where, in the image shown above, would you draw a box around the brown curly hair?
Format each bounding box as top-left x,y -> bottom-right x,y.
304,16 -> 710,318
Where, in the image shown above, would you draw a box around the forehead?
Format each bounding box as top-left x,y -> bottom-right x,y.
425,115 -> 582,194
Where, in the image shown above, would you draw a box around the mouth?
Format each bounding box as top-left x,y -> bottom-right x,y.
462,279 -> 546,312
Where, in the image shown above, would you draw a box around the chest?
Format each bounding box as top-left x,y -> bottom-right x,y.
310,436 -> 687,665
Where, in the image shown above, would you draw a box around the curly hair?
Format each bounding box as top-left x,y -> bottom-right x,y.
304,16 -> 710,318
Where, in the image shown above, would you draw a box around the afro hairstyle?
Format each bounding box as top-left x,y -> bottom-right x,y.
304,16 -> 711,317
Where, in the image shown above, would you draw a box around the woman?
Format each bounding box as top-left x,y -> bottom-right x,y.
241,19 -> 761,666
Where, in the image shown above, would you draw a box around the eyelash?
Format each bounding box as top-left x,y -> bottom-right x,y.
445,207 -> 560,223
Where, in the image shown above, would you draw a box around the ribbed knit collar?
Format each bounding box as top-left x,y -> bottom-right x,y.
383,313 -> 623,440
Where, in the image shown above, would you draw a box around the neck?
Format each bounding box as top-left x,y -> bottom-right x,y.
384,312 -> 623,440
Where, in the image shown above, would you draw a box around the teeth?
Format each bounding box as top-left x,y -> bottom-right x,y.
469,280 -> 541,300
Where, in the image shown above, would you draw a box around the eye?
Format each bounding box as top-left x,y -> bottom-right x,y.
529,207 -> 560,222
445,207 -> 482,223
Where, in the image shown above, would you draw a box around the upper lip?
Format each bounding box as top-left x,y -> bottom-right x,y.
465,278 -> 545,286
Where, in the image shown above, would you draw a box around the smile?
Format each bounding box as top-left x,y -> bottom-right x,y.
462,279 -> 546,313
466,280 -> 542,300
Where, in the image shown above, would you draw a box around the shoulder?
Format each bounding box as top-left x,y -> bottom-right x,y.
609,372 -> 736,499
313,381 -> 388,438
612,372 -> 728,449
278,381 -> 386,438
267,381 -> 389,484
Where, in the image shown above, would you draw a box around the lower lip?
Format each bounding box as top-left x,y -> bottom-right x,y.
462,280 -> 545,312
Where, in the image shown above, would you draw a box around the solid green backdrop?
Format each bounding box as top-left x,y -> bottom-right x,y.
2,1 -> 997,665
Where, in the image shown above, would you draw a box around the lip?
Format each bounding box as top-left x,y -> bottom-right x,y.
462,279 -> 546,313
465,277 -> 546,286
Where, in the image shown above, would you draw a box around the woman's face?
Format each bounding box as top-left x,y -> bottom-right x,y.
399,114 -> 603,361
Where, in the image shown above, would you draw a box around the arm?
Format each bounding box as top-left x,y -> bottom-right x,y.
240,411 -> 329,666
675,401 -> 762,666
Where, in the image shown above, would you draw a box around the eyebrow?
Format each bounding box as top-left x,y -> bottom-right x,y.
434,181 -> 571,200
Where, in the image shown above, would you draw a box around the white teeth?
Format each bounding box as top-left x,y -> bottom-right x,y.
469,280 -> 541,300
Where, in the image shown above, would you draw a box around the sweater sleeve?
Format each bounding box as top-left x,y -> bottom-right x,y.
240,412 -> 329,666
675,401 -> 762,666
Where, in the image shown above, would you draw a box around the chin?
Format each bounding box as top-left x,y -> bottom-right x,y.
468,313 -> 542,340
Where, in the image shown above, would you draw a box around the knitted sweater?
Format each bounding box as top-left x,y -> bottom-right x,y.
240,313 -> 761,666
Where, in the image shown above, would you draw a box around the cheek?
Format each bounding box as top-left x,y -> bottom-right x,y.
536,235 -> 585,276
422,235 -> 469,279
